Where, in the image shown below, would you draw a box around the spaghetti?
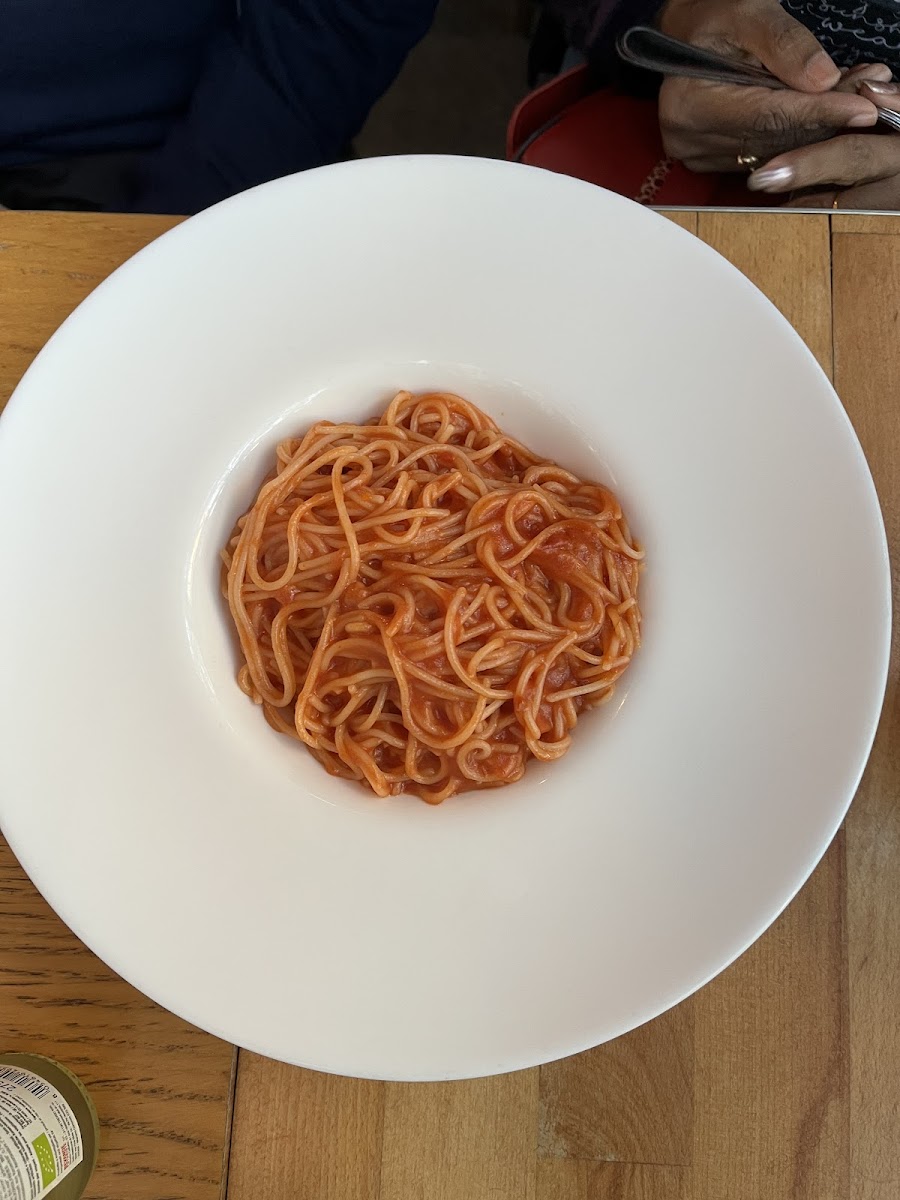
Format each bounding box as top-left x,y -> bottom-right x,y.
222,392 -> 643,802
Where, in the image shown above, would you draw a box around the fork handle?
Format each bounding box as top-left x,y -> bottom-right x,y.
617,26 -> 783,90
617,24 -> 900,132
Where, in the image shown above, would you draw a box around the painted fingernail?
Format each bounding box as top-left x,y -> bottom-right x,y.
862,79 -> 900,94
747,166 -> 795,193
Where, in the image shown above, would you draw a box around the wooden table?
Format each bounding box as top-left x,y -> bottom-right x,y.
0,210 -> 897,1200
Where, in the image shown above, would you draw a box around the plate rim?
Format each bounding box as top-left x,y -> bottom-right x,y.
0,156 -> 892,1079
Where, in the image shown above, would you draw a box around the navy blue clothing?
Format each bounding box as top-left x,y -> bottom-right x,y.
0,1 -> 437,212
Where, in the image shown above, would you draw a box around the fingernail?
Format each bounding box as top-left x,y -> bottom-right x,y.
805,50 -> 840,89
848,109 -> 879,126
849,63 -> 893,83
862,79 -> 900,94
747,166 -> 795,193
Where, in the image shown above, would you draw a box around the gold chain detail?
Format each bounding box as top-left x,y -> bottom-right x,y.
633,157 -> 676,205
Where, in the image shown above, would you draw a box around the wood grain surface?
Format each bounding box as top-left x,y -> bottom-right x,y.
0,848 -> 235,1200
831,214 -> 900,235
0,213 -> 180,419
226,1058 -> 383,1200
0,209 -> 896,1200
831,231 -> 900,1200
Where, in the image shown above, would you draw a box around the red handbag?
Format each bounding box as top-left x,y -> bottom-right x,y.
507,65 -> 768,207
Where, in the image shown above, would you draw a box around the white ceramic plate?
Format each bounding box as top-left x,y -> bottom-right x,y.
0,158 -> 890,1081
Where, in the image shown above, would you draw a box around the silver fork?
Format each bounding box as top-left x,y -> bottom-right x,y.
617,26 -> 900,133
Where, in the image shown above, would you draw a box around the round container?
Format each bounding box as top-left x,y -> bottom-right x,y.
0,1054 -> 99,1199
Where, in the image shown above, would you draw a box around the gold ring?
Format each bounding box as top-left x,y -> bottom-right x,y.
737,153 -> 762,171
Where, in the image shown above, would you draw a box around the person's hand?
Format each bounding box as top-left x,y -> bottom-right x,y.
746,82 -> 900,208
656,0 -> 883,172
